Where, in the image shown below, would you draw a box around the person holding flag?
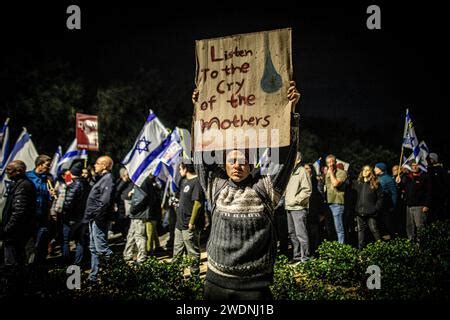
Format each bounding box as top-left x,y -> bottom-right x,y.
25,154 -> 55,265
395,160 -> 432,241
0,118 -> 11,171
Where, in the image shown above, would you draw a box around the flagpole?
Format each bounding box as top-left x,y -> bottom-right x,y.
47,179 -> 57,200
398,108 -> 408,178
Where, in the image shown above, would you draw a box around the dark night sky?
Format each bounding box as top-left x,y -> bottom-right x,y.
1,1 -> 449,162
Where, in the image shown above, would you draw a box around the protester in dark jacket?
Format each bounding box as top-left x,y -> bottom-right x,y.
396,161 -> 432,241
61,162 -> 91,264
374,162 -> 398,240
113,167 -> 133,235
427,153 -> 450,222
135,175 -> 162,254
353,165 -> 383,249
123,174 -> 161,263
1,160 -> 36,266
83,156 -> 115,282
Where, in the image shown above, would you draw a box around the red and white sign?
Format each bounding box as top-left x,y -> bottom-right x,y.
76,113 -> 99,151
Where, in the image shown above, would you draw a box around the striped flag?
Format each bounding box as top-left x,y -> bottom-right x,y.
122,110 -> 170,187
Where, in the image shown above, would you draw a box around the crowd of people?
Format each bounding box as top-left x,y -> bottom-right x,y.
1,82 -> 450,300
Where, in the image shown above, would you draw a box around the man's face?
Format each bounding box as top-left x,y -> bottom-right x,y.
179,165 -> 187,178
411,163 -> 419,173
326,158 -> 335,170
36,161 -> 51,174
94,158 -> 107,174
392,166 -> 399,176
5,164 -> 20,180
225,150 -> 251,183
374,167 -> 382,176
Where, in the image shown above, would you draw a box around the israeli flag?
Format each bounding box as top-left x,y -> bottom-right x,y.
402,109 -> 420,162
151,127 -> 192,192
57,139 -> 88,174
0,118 -> 10,170
122,110 -> 170,187
0,128 -> 39,212
49,145 -> 63,179
313,158 -> 321,175
402,140 -> 429,172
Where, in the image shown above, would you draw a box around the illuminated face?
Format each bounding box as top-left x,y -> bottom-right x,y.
82,168 -> 90,179
36,161 -> 51,174
362,166 -> 372,178
411,163 -> 419,173
326,157 -> 336,169
225,150 -> 251,183
304,164 -> 312,176
94,158 -> 107,174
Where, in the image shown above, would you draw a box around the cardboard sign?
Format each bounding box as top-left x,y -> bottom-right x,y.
193,28 -> 293,151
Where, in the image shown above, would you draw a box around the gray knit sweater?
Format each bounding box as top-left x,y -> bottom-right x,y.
194,113 -> 299,290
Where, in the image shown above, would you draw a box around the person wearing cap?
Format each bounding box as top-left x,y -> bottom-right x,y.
374,162 -> 398,239
61,161 -> 91,264
427,153 -> 450,222
395,161 -> 432,241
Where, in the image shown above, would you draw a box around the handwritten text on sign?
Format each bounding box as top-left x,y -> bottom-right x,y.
194,28 -> 293,151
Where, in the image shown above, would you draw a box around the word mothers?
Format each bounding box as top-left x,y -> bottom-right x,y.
200,114 -> 270,133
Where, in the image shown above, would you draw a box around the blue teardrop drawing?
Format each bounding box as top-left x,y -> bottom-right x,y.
260,32 -> 283,93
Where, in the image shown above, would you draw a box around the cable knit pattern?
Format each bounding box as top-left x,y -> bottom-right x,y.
206,180 -> 276,282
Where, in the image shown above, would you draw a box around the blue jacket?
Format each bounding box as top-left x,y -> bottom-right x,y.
377,172 -> 397,208
26,170 -> 52,220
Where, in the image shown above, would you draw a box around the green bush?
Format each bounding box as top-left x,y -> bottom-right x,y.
359,238 -> 438,300
271,255 -> 362,300
76,256 -> 204,300
300,240 -> 362,287
418,221 -> 450,256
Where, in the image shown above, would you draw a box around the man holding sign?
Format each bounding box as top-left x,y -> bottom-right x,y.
192,28 -> 300,300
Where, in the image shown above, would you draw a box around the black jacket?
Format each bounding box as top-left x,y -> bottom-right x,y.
62,178 -> 91,223
399,172 -> 432,207
427,164 -> 450,203
83,172 -> 115,229
353,180 -> 384,217
1,175 -> 36,242
130,176 -> 161,221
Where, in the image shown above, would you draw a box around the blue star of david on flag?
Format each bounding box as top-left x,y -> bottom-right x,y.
121,110 -> 170,187
135,136 -> 151,154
